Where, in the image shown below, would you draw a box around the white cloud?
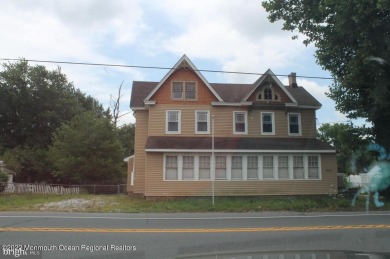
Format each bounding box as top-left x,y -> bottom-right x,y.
0,0 -> 147,125
151,0 -> 306,83
0,0 -> 340,127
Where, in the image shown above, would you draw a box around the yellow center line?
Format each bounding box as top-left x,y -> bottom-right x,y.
0,225 -> 390,233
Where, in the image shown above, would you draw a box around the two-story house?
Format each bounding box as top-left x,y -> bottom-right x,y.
129,55 -> 337,197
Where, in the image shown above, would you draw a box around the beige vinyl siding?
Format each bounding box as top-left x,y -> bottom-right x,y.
149,105 -> 244,137
300,109 -> 317,138
248,109 -> 317,138
148,105 -> 317,138
144,152 -> 338,197
133,110 -> 149,194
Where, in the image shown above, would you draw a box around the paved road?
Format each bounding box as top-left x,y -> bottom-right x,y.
1,211 -> 390,258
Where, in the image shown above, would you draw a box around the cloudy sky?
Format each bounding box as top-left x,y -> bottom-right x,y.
0,0 -> 353,126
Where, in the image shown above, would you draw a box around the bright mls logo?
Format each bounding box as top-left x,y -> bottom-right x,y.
2,246 -> 28,257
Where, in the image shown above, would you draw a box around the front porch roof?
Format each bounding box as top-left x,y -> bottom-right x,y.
145,136 -> 336,153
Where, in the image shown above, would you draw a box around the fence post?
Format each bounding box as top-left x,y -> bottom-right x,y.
117,183 -> 120,194
93,184 -> 96,195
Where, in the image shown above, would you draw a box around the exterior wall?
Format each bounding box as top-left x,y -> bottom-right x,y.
248,109 -> 317,138
144,152 -> 338,197
148,104 -> 317,138
131,67 -> 332,197
133,110 -> 149,194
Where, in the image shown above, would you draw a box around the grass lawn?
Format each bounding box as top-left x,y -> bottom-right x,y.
1,193 -> 389,213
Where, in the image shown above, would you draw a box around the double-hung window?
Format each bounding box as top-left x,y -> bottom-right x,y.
215,156 -> 227,180
172,82 -> 183,99
288,113 -> 301,135
165,156 -> 178,180
231,156 -> 243,180
172,82 -> 196,100
263,156 -> 274,179
278,156 -> 289,179
308,156 -> 320,179
182,156 -> 194,180
247,156 -> 259,179
261,112 -> 274,135
293,156 -> 304,179
195,111 -> 210,134
234,111 -> 247,134
185,82 -> 196,100
199,156 -> 211,180
166,110 -> 181,134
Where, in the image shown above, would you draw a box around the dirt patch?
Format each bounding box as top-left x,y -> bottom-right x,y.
37,198 -> 112,212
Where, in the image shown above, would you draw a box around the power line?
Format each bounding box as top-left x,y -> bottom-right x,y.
0,58 -> 334,80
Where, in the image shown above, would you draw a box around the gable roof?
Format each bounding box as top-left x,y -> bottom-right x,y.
284,86 -> 322,107
130,81 -> 157,108
210,83 -> 253,102
130,55 -> 321,109
143,54 -> 223,103
242,69 -> 297,103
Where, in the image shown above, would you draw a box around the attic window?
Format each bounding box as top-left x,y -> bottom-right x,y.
256,87 -> 280,102
172,82 -> 197,100
264,88 -> 272,100
185,82 -> 196,99
172,82 -> 183,99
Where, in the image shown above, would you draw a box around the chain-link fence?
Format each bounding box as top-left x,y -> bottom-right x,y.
3,183 -> 127,195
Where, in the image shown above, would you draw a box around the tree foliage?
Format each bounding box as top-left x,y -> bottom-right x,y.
0,60 -> 119,183
0,60 -> 109,150
317,123 -> 374,175
48,112 -> 125,184
117,124 -> 135,156
262,0 -> 390,148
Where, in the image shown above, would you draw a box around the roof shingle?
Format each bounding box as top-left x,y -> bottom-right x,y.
145,136 -> 335,152
130,80 -> 321,108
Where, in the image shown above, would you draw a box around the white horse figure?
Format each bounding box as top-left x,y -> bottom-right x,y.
352,143 -> 390,209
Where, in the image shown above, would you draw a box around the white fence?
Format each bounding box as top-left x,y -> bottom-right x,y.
4,183 -> 79,194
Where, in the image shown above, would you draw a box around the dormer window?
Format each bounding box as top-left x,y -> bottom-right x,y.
256,86 -> 280,102
172,82 -> 197,100
264,88 -> 272,100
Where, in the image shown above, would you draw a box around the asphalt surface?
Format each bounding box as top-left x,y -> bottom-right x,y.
1,211 -> 390,258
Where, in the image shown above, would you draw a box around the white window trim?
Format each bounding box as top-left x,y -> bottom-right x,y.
261,112 -> 275,135
171,81 -> 198,101
166,110 -> 181,134
308,155 -> 322,180
233,111 -> 248,135
246,155 -> 260,180
172,82 -> 184,100
195,110 -> 210,134
288,112 -> 302,136
184,81 -> 197,101
163,154 -> 322,181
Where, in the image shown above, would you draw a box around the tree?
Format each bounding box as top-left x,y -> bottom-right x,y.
0,60 -> 109,150
2,146 -> 51,183
110,82 -> 124,127
262,0 -> 390,149
48,112 -> 125,184
0,60 -> 110,182
317,123 -> 374,175
117,123 -> 135,156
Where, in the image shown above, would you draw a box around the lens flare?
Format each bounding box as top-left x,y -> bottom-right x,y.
352,143 -> 390,210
